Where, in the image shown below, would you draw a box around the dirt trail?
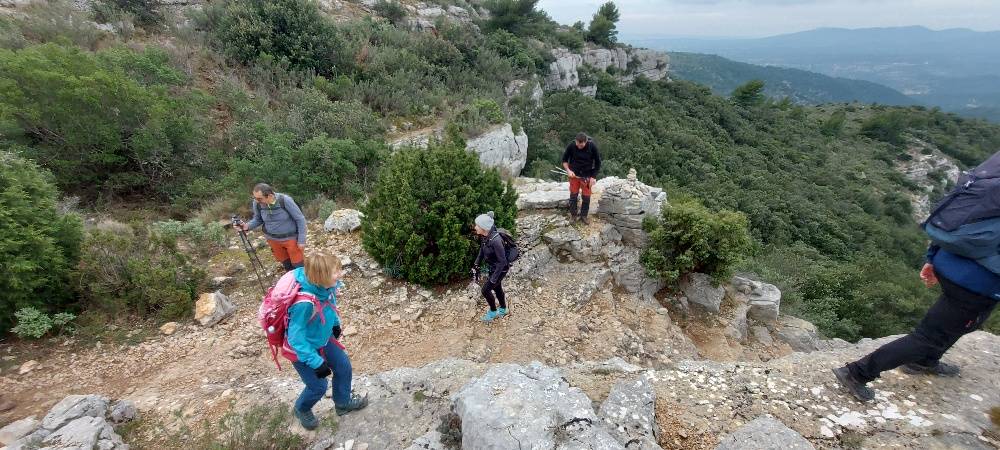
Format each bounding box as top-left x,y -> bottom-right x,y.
0,214 -> 782,435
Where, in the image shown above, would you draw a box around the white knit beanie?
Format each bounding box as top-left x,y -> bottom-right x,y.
475,211 -> 495,230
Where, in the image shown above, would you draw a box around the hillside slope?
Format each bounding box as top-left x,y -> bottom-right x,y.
667,52 -> 915,106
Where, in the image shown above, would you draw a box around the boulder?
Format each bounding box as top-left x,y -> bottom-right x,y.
108,400 -> 138,424
679,273 -> 724,314
514,178 -> 569,210
324,209 -> 365,233
595,169 -> 667,246
577,268 -> 613,307
41,395 -> 109,431
610,248 -> 664,303
465,123 -> 528,178
542,226 -> 603,263
715,416 -> 814,450
598,377 -> 662,449
194,291 -> 236,327
42,416 -> 127,450
733,277 -> 781,323
774,316 -> 820,352
453,362 -> 624,450
18,360 -> 38,375
159,322 -> 178,336
0,417 -> 37,445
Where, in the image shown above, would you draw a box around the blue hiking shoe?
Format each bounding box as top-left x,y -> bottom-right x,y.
482,310 -> 499,322
497,308 -> 508,317
335,393 -> 369,416
293,408 -> 318,430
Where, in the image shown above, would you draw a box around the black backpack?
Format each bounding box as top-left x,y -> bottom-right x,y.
494,228 -> 520,263
923,150 -> 1000,274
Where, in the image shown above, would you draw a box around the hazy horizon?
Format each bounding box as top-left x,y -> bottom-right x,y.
537,0 -> 1000,38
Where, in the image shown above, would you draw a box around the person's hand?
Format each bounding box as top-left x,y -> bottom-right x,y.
567,169 -> 577,179
314,364 -> 332,378
239,223 -> 249,232
589,177 -> 596,185
920,263 -> 938,288
332,325 -> 342,340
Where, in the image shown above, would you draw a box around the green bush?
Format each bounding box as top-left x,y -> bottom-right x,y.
362,142 -> 518,285
0,151 -> 82,335
93,0 -> 164,29
373,0 -> 408,26
150,220 -> 227,258
731,79 -> 766,107
11,307 -> 74,339
860,111 -> 910,146
448,98 -> 506,137
0,44 -> 214,202
202,0 -> 340,74
8,1 -> 105,50
642,199 -> 753,285
481,0 -> 555,39
226,125 -> 387,203
76,223 -> 204,321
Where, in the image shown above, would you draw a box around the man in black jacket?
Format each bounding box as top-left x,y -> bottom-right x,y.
562,132 -> 602,224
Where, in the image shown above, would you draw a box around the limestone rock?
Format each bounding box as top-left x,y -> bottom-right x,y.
43,416 -> 127,450
453,362 -> 623,449
388,127 -> 444,150
159,322 -> 178,336
514,178 -> 569,210
774,316 -> 820,352
18,360 -> 38,375
734,276 -> 781,323
610,248 -> 664,303
598,377 -> 662,449
324,209 -> 365,233
465,123 -> 528,178
715,416 -> 814,450
595,169 -> 667,246
194,291 -> 236,327
0,417 -> 37,445
506,79 -> 544,109
680,273 -> 724,314
751,326 -> 774,346
577,268 -> 612,307
544,48 -> 583,91
209,276 -> 236,289
108,400 -> 137,424
41,395 -> 109,431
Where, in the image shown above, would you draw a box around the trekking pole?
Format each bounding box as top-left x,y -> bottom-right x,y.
232,215 -> 269,295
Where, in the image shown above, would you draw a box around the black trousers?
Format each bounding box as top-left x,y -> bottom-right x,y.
848,274 -> 998,383
482,270 -> 508,311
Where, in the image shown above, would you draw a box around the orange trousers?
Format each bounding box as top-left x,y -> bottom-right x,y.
267,239 -> 304,265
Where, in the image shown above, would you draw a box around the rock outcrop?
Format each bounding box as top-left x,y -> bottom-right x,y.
465,123 -> 529,178
193,291 -> 236,327
715,416 -> 814,450
596,169 -> 667,246
544,46 -> 669,96
680,273 -> 725,314
324,209 -> 365,233
895,138 -> 961,221
5,395 -> 134,450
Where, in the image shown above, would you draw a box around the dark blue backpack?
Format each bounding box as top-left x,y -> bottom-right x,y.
923,151 -> 1000,274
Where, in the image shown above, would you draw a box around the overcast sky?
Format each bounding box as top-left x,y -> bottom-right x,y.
537,0 -> 1000,38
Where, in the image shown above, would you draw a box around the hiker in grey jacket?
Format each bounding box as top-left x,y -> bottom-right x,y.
240,183 -> 308,271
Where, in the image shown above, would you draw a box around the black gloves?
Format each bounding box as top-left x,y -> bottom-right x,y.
471,267 -> 480,282
332,325 -> 342,339
314,364 -> 332,378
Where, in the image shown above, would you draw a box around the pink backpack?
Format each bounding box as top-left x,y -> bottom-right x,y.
257,271 -> 343,370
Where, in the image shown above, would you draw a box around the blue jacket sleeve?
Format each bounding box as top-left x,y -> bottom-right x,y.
489,235 -> 508,283
283,195 -> 308,246
287,302 -> 324,369
246,201 -> 263,230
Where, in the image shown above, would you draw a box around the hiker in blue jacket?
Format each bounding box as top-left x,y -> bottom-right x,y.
833,153 -> 1000,402
472,212 -> 510,323
287,252 -> 368,429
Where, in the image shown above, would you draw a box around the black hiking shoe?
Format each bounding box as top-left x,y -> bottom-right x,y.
336,393 -> 369,416
832,366 -> 875,402
900,361 -> 960,377
293,408 -> 318,430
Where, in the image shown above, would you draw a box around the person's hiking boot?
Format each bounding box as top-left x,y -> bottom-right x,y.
832,366 -> 875,402
293,408 -> 319,430
579,196 -> 591,224
482,310 -> 499,322
901,361 -> 961,377
336,394 -> 369,416
497,307 -> 508,317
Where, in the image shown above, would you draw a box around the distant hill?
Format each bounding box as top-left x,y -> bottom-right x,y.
629,26 -> 1000,122
667,52 -> 915,106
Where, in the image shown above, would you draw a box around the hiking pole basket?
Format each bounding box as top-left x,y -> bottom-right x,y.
232,215 -> 269,295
